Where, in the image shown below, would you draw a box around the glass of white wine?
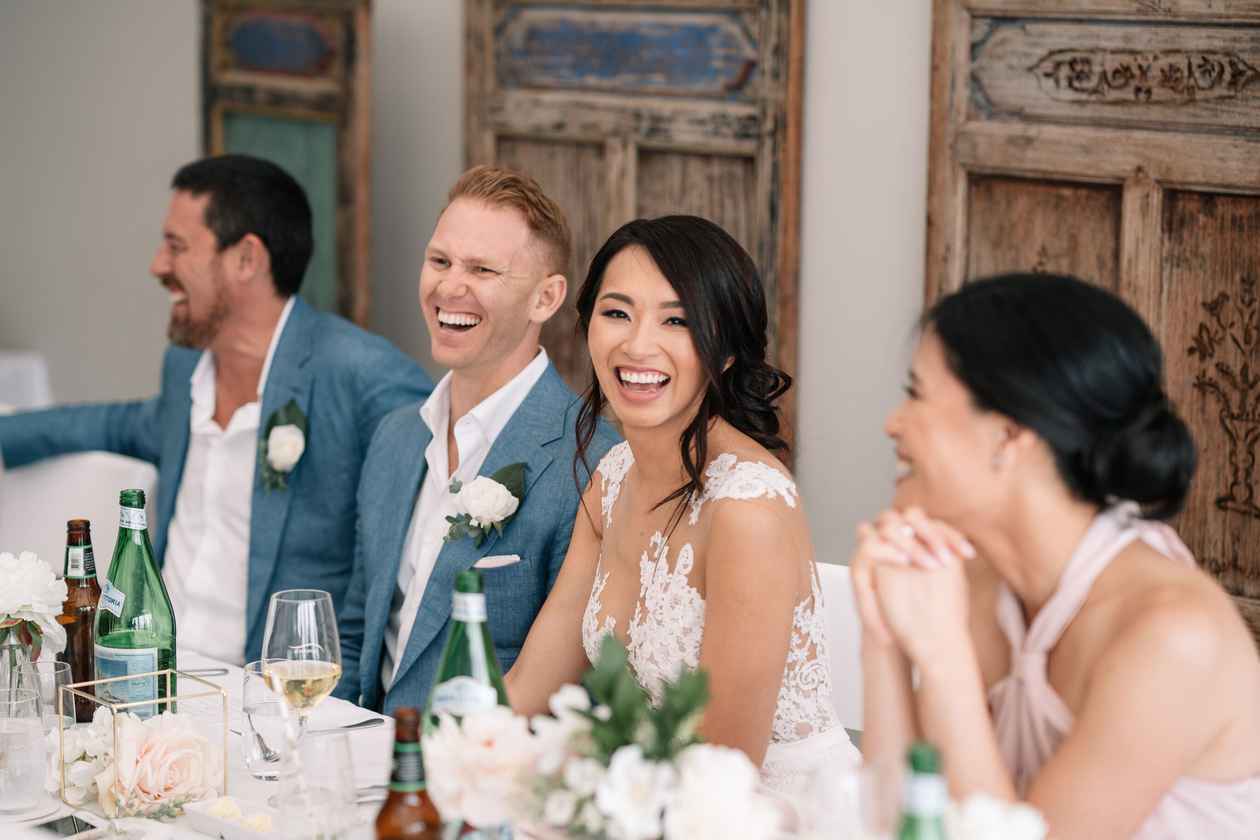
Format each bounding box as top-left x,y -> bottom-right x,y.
260,589 -> 342,741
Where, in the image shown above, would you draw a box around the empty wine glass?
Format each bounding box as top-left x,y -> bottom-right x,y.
32,660 -> 73,734
260,590 -> 341,741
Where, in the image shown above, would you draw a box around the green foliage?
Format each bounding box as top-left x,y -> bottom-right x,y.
581,635 -> 708,763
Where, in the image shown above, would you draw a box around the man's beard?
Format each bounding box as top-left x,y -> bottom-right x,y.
167,276 -> 231,349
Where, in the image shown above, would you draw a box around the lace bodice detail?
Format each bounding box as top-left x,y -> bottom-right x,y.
581,441 -> 839,746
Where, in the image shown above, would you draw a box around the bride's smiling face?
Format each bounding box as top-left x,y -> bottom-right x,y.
587,246 -> 707,433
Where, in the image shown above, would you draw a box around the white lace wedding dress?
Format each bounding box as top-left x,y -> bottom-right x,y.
581,442 -> 860,797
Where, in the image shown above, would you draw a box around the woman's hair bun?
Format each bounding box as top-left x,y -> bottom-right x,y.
1081,393 -> 1196,519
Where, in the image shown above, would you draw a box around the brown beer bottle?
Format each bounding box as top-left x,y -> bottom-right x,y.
57,519 -> 101,722
375,707 -> 441,839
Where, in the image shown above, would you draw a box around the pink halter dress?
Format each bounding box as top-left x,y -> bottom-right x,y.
987,504 -> 1260,839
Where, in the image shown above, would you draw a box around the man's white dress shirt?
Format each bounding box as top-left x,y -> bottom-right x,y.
380,349 -> 549,690
163,298 -> 295,665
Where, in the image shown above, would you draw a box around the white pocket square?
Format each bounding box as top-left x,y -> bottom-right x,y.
474,554 -> 521,569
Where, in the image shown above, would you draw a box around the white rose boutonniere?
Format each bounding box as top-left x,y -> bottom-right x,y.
445,462 -> 526,547
258,399 -> 307,492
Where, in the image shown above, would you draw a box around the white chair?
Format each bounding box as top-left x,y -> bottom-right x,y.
817,561 -> 863,732
0,452 -> 158,565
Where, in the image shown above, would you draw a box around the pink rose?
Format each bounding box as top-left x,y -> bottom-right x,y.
96,713 -> 221,817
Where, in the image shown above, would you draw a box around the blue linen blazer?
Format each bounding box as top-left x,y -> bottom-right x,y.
335,362 -> 619,714
0,297 -> 433,662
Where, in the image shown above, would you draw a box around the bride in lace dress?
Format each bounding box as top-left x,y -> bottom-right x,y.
505,215 -> 859,798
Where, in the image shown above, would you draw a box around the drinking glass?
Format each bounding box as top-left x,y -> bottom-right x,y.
276,731 -> 357,838
261,589 -> 342,740
242,659 -> 291,780
0,689 -> 47,814
799,757 -> 902,840
32,660 -> 73,734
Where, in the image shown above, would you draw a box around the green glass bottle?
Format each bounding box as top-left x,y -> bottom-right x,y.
897,742 -> 950,840
93,489 -> 177,719
425,569 -> 508,727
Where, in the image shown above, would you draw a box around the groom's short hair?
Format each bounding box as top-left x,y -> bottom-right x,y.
447,165 -> 572,276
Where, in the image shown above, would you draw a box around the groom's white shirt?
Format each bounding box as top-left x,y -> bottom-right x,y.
163,296 -> 295,665
380,348 -> 549,689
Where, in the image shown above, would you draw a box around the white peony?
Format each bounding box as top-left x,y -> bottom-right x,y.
456,476 -> 520,528
532,684 -> 594,775
423,706 -> 537,828
663,745 -> 782,840
946,793 -> 1048,840
595,745 -> 674,840
0,551 -> 68,657
266,424 -> 305,472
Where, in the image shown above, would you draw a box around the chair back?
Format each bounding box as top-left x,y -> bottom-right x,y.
0,453 -> 158,570
817,561 -> 864,731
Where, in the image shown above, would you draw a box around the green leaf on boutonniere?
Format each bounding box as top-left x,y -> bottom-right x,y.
265,398 -> 308,436
489,462 -> 526,501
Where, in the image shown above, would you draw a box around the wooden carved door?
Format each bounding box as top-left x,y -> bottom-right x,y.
927,0 -> 1260,642
466,0 -> 804,436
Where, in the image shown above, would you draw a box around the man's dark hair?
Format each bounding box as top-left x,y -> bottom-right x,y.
171,154 -> 313,296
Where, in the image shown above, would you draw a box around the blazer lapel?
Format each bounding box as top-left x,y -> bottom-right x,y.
154,358 -> 196,565
361,414 -> 431,688
245,299 -> 315,639
389,364 -> 568,689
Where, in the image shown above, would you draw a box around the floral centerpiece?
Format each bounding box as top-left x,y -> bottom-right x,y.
424,635 -> 783,840
45,708 -> 223,819
0,550 -> 67,684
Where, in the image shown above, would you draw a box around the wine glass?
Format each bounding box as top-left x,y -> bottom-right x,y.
31,660 -> 73,734
260,589 -> 341,741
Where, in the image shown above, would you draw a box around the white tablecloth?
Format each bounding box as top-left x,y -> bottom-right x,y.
0,351 -> 52,411
7,651 -> 394,839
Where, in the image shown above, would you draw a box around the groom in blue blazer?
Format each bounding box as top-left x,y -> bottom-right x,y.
336,166 -> 618,712
0,156 -> 431,665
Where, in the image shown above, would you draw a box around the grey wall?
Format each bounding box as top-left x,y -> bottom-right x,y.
0,0 -> 931,560
0,0 -> 199,402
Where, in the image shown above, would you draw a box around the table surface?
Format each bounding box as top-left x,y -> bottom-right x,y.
7,650 -> 394,839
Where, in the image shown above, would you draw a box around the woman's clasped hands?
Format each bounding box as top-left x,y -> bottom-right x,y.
851,507 -> 977,667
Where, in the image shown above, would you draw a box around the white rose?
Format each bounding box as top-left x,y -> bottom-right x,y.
563,757 -> 606,797
266,424 -> 305,473
456,476 -> 519,528
543,788 -> 579,827
596,745 -> 674,840
531,684 -> 595,775
663,745 -> 781,840
96,712 -> 222,818
947,793 -> 1048,840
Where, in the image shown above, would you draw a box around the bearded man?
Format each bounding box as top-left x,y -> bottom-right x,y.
0,155 -> 432,664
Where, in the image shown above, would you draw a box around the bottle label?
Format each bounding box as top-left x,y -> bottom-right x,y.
65,546 -> 96,579
429,676 -> 496,717
94,644 -> 159,719
99,580 -> 125,617
119,507 -> 146,530
390,742 -> 425,792
452,592 -> 487,622
902,774 -> 948,817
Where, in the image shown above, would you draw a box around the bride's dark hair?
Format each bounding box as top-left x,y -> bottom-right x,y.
573,215 -> 791,525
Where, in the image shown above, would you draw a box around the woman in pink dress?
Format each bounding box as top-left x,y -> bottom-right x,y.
855,273 -> 1260,839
